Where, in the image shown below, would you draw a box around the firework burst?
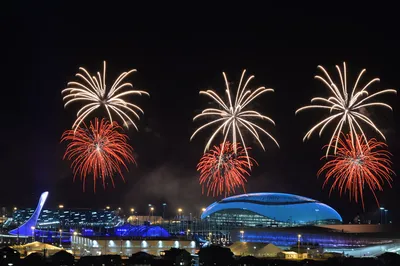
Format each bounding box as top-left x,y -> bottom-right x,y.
197,142 -> 257,197
62,61 -> 149,131
61,118 -> 135,192
318,133 -> 394,209
191,70 -> 279,168
296,62 -> 396,156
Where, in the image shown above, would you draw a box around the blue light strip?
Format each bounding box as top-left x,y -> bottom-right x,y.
237,231 -> 394,248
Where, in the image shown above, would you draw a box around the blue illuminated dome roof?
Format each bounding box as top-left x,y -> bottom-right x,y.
201,192 -> 342,224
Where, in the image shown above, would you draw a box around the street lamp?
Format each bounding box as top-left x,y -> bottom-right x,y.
162,203 -> 167,220
201,208 -> 206,219
31,226 -> 35,242
297,234 -> 302,255
73,232 -> 78,256
380,207 -> 385,224
240,230 -> 244,240
58,205 -> 64,234
130,208 -> 135,223
177,208 -> 183,232
13,207 -> 17,211
384,209 -> 388,224
106,206 -> 110,210
59,229 -> 62,247
150,207 -> 154,223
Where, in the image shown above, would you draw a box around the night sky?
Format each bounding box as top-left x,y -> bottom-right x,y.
2,3 -> 400,222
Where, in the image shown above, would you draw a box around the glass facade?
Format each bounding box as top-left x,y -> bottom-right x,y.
11,208 -> 121,229
205,209 -> 289,228
205,209 -> 341,228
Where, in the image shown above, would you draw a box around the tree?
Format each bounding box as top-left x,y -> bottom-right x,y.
198,245 -> 234,266
52,250 -> 74,266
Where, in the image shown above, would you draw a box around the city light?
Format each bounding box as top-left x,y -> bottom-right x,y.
130,208 -> 134,213
13,207 -> 17,211
106,206 -> 110,210
58,204 -> 64,209
178,208 -> 182,212
202,208 -> 206,212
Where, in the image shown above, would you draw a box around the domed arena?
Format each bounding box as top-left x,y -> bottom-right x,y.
201,192 -> 342,227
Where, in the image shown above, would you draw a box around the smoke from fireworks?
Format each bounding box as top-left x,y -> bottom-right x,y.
197,142 -> 257,197
61,118 -> 135,192
62,61 -> 149,131
191,70 -> 279,168
318,133 -> 394,209
296,62 -> 396,156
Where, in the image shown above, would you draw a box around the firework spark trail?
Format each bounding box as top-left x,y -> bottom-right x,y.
197,142 -> 257,197
62,61 -> 149,131
191,70 -> 279,168
296,62 -> 396,156
61,118 -> 135,192
318,133 -> 394,209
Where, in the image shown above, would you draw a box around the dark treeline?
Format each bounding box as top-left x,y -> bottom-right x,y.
1,245 -> 399,266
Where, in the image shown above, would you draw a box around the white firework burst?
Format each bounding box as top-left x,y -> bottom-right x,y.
191,70 -> 279,167
62,61 -> 149,131
296,62 -> 396,156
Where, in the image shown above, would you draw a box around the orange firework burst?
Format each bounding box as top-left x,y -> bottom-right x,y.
197,142 -> 257,197
61,118 -> 135,192
318,134 -> 394,209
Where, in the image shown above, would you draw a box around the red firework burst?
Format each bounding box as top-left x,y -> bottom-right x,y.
318,134 -> 394,209
197,142 -> 257,197
61,118 -> 135,192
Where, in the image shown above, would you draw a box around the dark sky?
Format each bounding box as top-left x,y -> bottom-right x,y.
2,3 -> 399,222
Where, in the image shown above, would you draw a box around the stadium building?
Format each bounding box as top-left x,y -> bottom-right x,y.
201,192 -> 343,227
11,208 -> 122,229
